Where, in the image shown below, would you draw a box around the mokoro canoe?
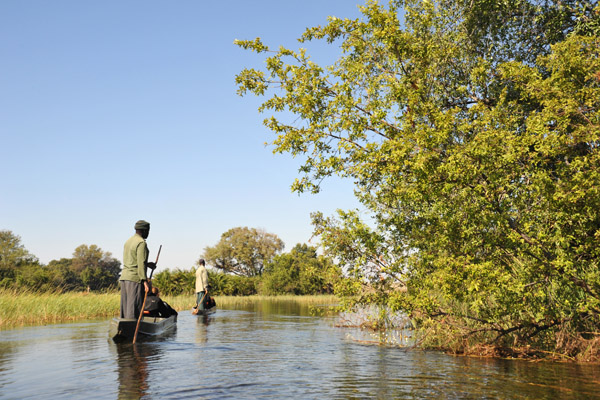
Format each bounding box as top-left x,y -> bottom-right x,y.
109,314 -> 177,342
191,306 -> 216,316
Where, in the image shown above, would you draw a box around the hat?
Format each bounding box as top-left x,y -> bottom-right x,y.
134,220 -> 150,230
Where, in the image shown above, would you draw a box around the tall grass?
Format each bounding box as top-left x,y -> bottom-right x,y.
215,294 -> 339,307
0,289 -> 120,327
161,294 -> 339,310
1,290 -> 339,328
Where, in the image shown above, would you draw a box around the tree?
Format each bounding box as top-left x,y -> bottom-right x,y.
0,230 -> 39,287
203,227 -> 285,276
46,258 -> 82,291
0,230 -> 38,269
236,0 -> 600,358
261,244 -> 341,295
71,244 -> 121,291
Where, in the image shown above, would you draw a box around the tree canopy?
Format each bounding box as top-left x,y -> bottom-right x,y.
72,244 -> 121,291
261,243 -> 341,294
236,0 -> 600,358
0,230 -> 39,286
0,230 -> 38,269
0,231 -> 120,292
203,227 -> 285,276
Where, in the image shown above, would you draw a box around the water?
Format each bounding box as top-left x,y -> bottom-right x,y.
1,300 -> 599,399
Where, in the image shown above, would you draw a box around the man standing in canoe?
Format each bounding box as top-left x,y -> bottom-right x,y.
120,220 -> 156,319
195,258 -> 210,311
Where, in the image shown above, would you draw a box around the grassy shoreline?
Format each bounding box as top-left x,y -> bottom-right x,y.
0,290 -> 120,327
2,290 -> 597,363
0,290 -> 338,328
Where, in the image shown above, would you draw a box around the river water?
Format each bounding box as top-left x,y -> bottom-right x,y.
1,300 -> 599,399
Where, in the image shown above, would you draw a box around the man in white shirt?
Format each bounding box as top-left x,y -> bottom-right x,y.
195,258 -> 210,310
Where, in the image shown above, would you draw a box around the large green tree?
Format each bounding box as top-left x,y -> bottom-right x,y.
71,244 -> 121,291
236,0 -> 600,358
0,230 -> 39,286
203,227 -> 285,276
0,230 -> 38,269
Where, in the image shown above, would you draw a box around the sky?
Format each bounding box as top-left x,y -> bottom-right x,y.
0,1 -> 369,270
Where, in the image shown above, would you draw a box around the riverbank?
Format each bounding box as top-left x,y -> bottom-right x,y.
0,289 -> 338,328
4,299 -> 598,399
3,290 -> 597,364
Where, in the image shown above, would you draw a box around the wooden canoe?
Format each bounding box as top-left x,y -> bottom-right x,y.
191,306 -> 216,316
109,314 -> 177,342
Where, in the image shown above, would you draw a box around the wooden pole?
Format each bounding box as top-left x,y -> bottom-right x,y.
133,245 -> 162,344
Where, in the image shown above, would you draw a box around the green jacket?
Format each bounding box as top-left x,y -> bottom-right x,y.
121,233 -> 149,282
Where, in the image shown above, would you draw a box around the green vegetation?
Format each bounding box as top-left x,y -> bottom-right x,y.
260,244 -> 340,295
152,245 -> 341,297
0,289 -> 338,328
236,0 -> 600,361
203,226 -> 285,276
0,227 -> 342,328
213,294 -> 338,306
0,231 -> 119,292
0,289 -> 119,327
3,0 -> 599,363
0,227 -> 341,298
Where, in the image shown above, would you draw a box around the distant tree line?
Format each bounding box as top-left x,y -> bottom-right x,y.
0,230 -> 120,292
0,228 -> 342,296
149,227 -> 342,296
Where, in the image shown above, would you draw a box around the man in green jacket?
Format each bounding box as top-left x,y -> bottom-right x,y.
120,220 -> 156,319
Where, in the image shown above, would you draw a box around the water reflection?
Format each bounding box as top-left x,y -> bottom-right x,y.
109,326 -> 176,400
112,342 -> 163,399
115,344 -> 148,399
0,340 -> 18,388
194,314 -> 211,344
223,299 -> 319,317
0,305 -> 599,399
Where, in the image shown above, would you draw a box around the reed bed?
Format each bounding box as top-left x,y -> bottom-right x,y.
0,289 -> 120,327
161,294 -> 339,310
215,294 -> 339,307
1,290 -> 339,328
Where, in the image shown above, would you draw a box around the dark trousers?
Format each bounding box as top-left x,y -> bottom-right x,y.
120,280 -> 144,319
196,291 -> 208,310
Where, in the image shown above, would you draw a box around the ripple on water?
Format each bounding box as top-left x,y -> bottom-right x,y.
1,309 -> 599,399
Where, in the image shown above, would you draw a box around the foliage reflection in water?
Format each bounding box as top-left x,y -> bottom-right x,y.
0,299 -> 598,399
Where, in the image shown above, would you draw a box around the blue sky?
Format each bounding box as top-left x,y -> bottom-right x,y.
0,1 -> 368,269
